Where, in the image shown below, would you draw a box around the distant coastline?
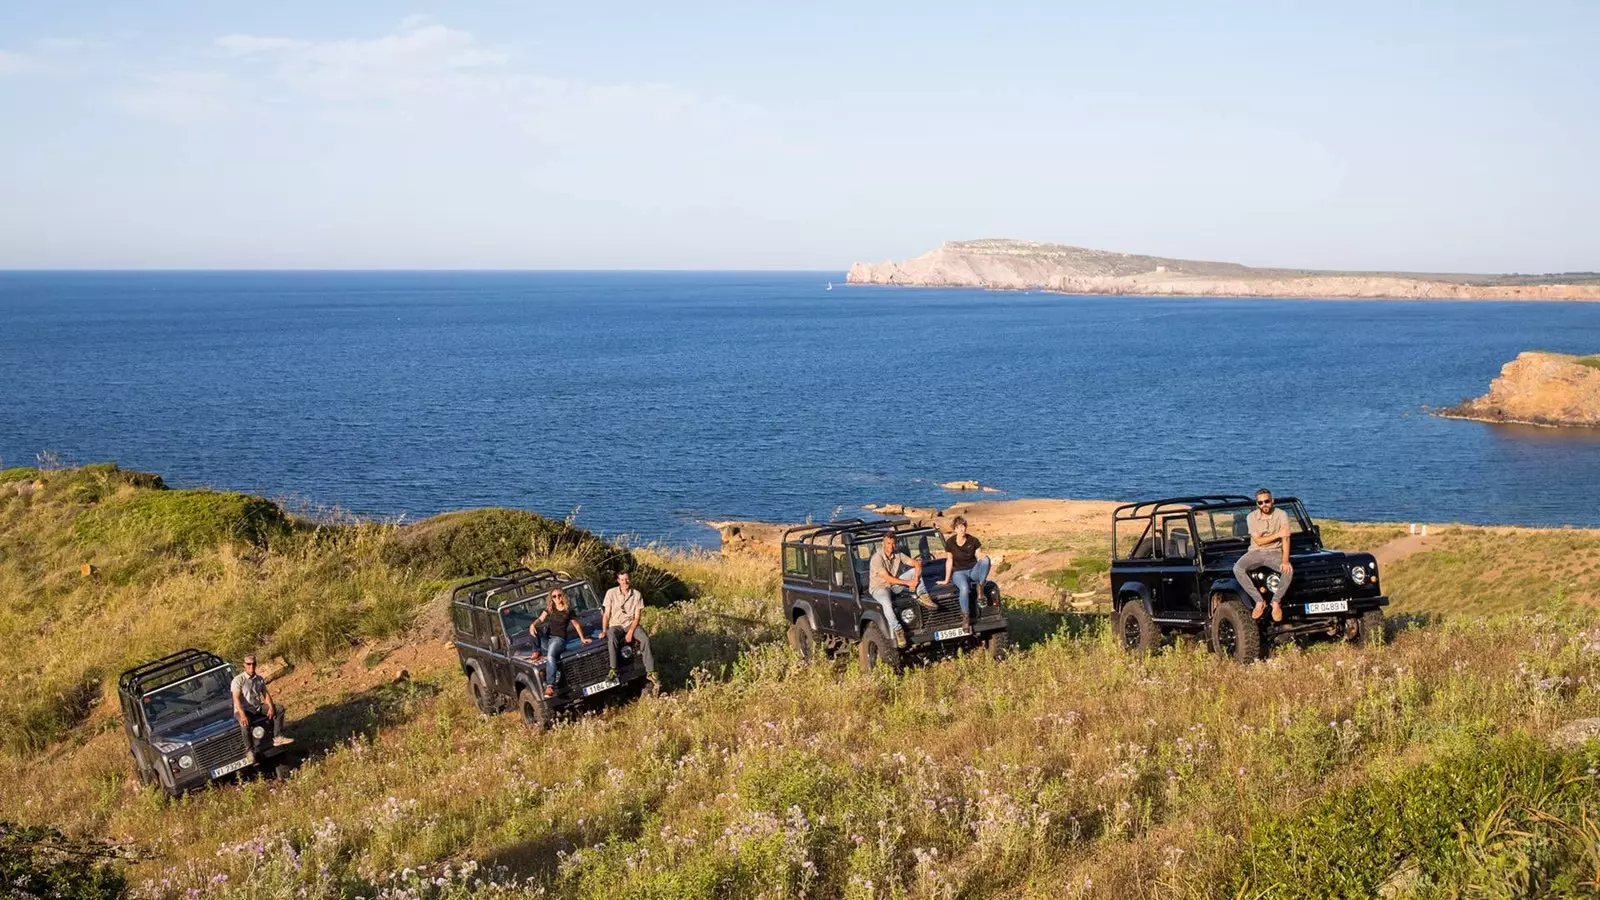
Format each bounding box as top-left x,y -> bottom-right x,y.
847,239 -> 1600,302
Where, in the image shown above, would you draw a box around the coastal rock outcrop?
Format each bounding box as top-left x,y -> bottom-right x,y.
847,239 -> 1600,301
1441,352 -> 1600,427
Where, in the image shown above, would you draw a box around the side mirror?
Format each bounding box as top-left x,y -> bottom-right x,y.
489,635 -> 505,653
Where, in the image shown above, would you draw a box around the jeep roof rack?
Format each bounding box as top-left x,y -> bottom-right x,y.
118,648 -> 228,697
452,567 -> 578,609
782,516 -> 924,545
1114,495 -> 1258,518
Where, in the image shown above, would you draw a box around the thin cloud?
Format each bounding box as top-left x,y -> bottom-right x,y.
113,71 -> 236,124
0,50 -> 33,76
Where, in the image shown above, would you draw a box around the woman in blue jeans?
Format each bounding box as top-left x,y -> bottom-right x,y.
940,516 -> 992,631
528,587 -> 592,697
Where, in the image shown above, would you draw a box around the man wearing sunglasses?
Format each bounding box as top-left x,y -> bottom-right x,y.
1233,489 -> 1294,622
230,654 -> 286,749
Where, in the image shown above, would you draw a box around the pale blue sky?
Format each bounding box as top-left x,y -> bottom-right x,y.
1,1 -> 1596,271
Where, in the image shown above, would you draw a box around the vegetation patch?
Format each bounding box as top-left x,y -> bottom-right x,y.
73,488 -> 290,553
1043,557 -> 1110,594
0,822 -> 129,900
1232,735 -> 1600,897
381,508 -> 689,602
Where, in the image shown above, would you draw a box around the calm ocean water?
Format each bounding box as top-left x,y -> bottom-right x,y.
2,271 -> 1598,544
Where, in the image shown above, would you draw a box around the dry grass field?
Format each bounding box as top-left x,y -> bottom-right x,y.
3,466 -> 1599,899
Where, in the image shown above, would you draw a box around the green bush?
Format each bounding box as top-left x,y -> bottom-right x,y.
1233,735 -> 1600,897
0,467 -> 37,484
380,509 -> 689,603
73,489 -> 288,553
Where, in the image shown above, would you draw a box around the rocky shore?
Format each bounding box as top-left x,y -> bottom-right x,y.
847,239 -> 1600,301
1440,352 -> 1600,428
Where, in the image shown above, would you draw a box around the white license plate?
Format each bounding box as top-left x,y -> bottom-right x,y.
1305,600 -> 1349,614
933,627 -> 973,641
582,679 -> 620,697
210,757 -> 250,778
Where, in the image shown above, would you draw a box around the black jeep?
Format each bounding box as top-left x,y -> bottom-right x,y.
1110,496 -> 1388,662
450,567 -> 653,729
117,649 -> 293,797
781,518 -> 1009,672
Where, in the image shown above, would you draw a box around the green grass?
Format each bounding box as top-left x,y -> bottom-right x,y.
1574,354 -> 1600,370
5,466 -> 1600,899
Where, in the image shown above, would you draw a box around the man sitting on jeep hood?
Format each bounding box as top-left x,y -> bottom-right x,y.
231,654 -> 285,747
868,534 -> 933,646
1233,488 -> 1295,622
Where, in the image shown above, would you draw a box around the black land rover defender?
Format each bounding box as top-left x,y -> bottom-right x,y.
1110,496 -> 1388,663
118,649 -> 293,797
781,517 -> 1009,672
450,567 -> 652,730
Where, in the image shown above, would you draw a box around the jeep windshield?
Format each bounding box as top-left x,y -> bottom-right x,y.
500,582 -> 602,644
851,531 -> 949,568
142,665 -> 234,728
1190,500 -> 1311,545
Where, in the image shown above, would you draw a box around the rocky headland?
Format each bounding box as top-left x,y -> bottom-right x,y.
1440,352 -> 1600,428
846,239 -> 1600,301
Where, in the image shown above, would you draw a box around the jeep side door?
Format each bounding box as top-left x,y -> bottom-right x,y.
1153,513 -> 1202,621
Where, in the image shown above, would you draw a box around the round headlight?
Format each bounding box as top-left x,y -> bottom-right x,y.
1350,565 -> 1368,585
251,725 -> 266,740
899,608 -> 916,624
621,645 -> 634,660
177,754 -> 194,770
1264,573 -> 1282,593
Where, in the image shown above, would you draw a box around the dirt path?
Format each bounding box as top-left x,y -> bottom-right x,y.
1372,534 -> 1438,567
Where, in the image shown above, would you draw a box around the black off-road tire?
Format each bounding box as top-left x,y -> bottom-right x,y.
1211,600 -> 1263,664
517,687 -> 550,731
982,629 -> 1011,661
1350,610 -> 1385,647
787,616 -> 820,663
468,667 -> 500,715
858,622 -> 902,674
1117,602 -> 1160,655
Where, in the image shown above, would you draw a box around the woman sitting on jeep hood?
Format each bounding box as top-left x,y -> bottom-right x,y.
528,587 -> 591,697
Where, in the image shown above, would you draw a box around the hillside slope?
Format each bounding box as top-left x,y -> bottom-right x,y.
4,467 -> 1600,899
1441,351 -> 1600,427
847,240 -> 1600,300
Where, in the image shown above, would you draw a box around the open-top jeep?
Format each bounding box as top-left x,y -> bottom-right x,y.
118,649 -> 293,797
450,567 -> 653,729
782,517 -> 1008,672
1111,496 -> 1388,662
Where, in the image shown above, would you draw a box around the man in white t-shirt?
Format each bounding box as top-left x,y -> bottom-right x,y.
1232,489 -> 1295,622
601,572 -> 660,690
230,654 -> 285,748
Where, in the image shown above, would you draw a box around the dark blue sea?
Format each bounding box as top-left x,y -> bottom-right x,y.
2,271 -> 1598,544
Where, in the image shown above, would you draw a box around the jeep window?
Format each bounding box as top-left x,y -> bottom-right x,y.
899,532 -> 946,562
499,582 -> 601,642
142,666 -> 233,727
831,550 -> 850,589
1116,517 -> 1156,559
449,604 -> 473,635
1159,515 -> 1195,559
809,549 -> 832,583
783,545 -> 808,577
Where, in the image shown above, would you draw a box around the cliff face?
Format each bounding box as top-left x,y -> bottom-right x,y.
846,240 -> 1600,301
1442,352 -> 1600,427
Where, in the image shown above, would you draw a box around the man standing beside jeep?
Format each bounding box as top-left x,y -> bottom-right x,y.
869,534 -> 934,647
601,572 -> 660,690
230,655 -> 284,749
1233,489 -> 1294,622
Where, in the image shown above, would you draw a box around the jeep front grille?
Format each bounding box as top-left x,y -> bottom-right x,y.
916,597 -> 968,633
559,650 -> 642,688
1291,567 -> 1347,597
194,729 -> 247,773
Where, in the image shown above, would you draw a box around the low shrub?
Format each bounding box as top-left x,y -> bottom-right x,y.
73,489 -> 289,553
1232,735 -> 1600,897
0,822 -> 129,900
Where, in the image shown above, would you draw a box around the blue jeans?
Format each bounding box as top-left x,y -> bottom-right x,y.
540,635 -> 566,686
952,558 -> 992,620
869,568 -> 927,642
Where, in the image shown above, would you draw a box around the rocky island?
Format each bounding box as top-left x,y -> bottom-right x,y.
1440,352 -> 1600,428
847,239 -> 1600,301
